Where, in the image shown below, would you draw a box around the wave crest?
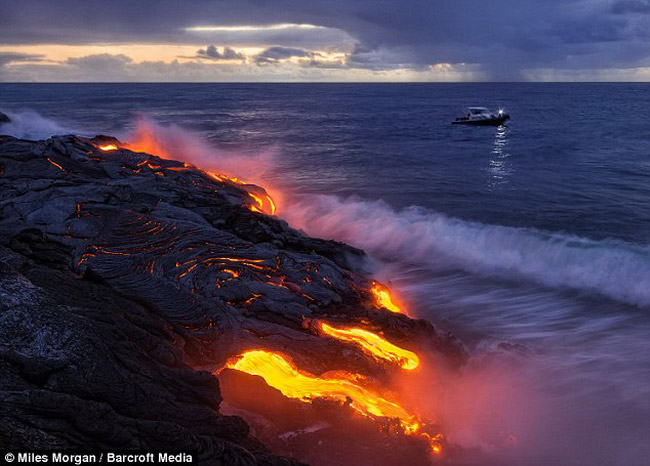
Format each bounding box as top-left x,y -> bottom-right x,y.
282,194 -> 650,307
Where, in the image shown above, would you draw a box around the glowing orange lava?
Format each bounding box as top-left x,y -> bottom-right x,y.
206,171 -> 276,215
225,350 -> 442,453
319,322 -> 419,370
45,157 -> 64,171
95,137 -> 278,215
370,281 -> 402,314
226,350 -> 415,424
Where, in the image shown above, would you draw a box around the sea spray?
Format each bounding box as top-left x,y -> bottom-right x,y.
0,109 -> 81,140
281,194 -> 650,307
4,110 -> 650,465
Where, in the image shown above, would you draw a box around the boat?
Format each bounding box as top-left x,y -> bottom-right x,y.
452,107 -> 510,126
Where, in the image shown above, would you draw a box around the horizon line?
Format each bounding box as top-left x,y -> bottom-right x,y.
2,81 -> 650,84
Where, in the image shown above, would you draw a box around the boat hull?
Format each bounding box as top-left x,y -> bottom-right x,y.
452,115 -> 510,126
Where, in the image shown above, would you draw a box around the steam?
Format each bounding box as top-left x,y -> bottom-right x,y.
0,111 -> 277,189
396,350 -> 541,465
6,110 -> 650,464
281,194 -> 650,307
122,116 -> 276,185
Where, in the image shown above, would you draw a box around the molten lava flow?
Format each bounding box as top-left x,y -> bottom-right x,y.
370,281 -> 402,314
265,194 -> 276,215
110,118 -> 280,214
206,172 -> 276,215
103,136 -> 278,215
248,192 -> 266,213
226,350 -> 414,423
319,322 -> 419,370
225,350 -> 443,453
45,157 -> 64,171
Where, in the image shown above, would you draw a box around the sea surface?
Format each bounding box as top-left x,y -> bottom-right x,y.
1,83 -> 649,465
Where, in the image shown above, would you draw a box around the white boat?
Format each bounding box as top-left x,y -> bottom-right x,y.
452,107 -> 510,126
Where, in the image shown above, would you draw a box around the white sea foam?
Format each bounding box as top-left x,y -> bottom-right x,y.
4,110 -> 650,464
281,194 -> 650,307
0,109 -> 82,140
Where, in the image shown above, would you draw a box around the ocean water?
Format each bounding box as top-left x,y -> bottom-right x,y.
1,83 -> 649,465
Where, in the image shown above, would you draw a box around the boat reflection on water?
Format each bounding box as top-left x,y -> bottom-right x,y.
487,125 -> 513,190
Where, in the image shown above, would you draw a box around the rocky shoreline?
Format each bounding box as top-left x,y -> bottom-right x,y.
0,131 -> 465,465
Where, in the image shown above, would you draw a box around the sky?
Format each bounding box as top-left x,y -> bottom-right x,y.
2,0 -> 650,82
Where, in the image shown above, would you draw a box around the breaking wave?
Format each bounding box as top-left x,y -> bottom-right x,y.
282,194 -> 650,307
0,109 -> 83,140
4,110 -> 648,307
4,109 -> 650,464
5,110 -> 647,307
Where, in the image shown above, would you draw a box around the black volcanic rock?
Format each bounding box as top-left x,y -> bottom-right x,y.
0,134 -> 465,465
0,111 -> 10,124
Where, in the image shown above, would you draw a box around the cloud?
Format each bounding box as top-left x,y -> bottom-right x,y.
196,45 -> 245,60
0,51 -> 485,82
344,44 -> 421,70
0,52 -> 45,66
255,46 -> 314,64
66,53 -> 133,68
3,0 -> 650,80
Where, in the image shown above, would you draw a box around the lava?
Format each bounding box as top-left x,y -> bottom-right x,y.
318,322 -> 419,370
97,137 -> 278,216
45,157 -> 64,171
371,281 -> 403,314
248,192 -> 266,213
206,172 -> 276,215
224,350 -> 443,453
226,350 -> 414,425
84,130 -> 444,460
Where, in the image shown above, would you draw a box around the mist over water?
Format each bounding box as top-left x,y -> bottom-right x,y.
284,195 -> 650,465
2,83 -> 649,464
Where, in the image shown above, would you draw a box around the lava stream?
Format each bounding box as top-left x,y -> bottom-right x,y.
95,141 -> 277,215
318,322 -> 419,370
370,281 -> 403,314
224,350 -> 442,452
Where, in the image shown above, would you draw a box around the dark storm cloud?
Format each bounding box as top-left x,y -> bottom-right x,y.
255,46 -> 313,64
3,0 -> 650,78
196,45 -> 244,60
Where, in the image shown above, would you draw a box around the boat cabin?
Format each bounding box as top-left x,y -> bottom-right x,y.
467,107 -> 490,116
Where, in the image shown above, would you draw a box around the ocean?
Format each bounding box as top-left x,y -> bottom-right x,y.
1,83 -> 649,465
